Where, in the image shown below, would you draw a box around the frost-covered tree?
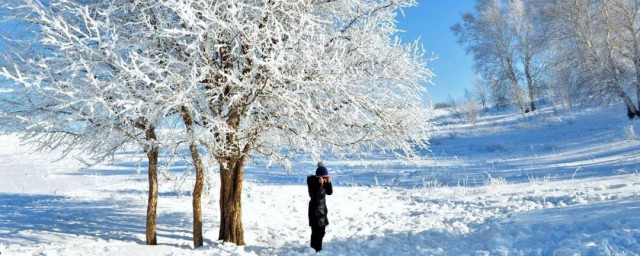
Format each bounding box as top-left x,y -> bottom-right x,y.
612,0 -> 640,114
161,0 -> 433,245
1,0 -> 434,247
453,0 -> 548,113
0,0 -> 185,246
545,0 -> 640,118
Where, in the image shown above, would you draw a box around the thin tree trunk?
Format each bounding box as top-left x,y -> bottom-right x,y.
524,55 -> 536,112
145,127 -> 159,245
620,89 -> 639,119
181,106 -> 205,248
636,84 -> 640,117
612,80 -> 640,119
189,142 -> 204,247
634,49 -> 640,114
506,61 -> 529,113
512,82 -> 529,113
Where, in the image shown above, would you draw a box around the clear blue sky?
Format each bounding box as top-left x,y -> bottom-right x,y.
396,0 -> 476,104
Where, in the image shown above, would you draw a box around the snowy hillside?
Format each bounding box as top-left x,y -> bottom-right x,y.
1,105 -> 640,255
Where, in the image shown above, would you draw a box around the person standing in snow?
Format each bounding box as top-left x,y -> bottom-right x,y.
307,161 -> 333,252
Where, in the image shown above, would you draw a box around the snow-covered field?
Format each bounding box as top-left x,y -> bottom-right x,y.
2,105 -> 640,255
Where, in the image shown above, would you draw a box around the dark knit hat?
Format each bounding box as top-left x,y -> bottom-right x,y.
316,166 -> 329,177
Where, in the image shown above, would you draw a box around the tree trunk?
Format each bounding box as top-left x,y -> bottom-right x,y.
189,142 -> 204,247
514,85 -> 530,113
636,85 -> 640,118
145,128 -> 159,245
217,146 -> 251,245
634,56 -> 640,117
524,56 -> 536,112
617,85 -> 639,119
181,106 -> 205,248
506,62 -> 529,113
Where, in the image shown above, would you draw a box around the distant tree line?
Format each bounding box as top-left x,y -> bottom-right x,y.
453,0 -> 640,119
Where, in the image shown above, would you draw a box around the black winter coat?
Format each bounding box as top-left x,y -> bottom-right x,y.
307,175 -> 333,227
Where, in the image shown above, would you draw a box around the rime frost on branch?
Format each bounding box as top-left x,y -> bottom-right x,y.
0,0 -> 434,165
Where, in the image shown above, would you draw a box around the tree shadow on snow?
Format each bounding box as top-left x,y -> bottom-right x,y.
0,193 -> 194,247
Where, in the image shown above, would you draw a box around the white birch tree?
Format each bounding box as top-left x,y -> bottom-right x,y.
546,0 -> 640,118
453,0 -> 548,113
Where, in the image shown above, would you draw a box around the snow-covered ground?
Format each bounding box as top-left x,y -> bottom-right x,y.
1,105 -> 640,255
